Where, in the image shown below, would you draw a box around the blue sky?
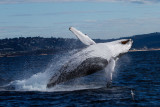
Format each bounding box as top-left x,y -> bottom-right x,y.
0,0 -> 160,39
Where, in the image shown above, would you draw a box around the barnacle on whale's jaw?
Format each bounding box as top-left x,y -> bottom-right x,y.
121,39 -> 133,45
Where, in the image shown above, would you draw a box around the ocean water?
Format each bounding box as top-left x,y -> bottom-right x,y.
0,51 -> 160,106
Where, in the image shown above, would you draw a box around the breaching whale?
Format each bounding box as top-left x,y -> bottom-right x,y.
47,27 -> 133,88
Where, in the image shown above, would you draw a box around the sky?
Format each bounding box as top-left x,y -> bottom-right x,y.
0,0 -> 160,39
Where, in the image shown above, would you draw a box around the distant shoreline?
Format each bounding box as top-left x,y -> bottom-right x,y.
129,48 -> 160,52
0,48 -> 160,57
0,33 -> 160,57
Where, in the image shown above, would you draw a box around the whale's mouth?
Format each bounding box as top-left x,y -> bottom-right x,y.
121,39 -> 132,45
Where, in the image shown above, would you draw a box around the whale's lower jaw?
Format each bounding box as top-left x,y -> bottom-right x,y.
47,57 -> 108,88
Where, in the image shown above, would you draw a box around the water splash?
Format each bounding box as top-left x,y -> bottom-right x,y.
3,52 -> 121,92
5,50 -> 79,91
3,38 -> 131,92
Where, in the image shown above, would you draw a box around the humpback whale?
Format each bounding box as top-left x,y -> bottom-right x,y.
47,27 -> 133,88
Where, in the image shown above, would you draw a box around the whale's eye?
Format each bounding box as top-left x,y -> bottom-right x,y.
121,40 -> 130,45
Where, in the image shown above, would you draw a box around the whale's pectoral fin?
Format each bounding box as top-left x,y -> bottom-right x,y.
69,27 -> 96,46
104,58 -> 118,88
105,67 -> 112,88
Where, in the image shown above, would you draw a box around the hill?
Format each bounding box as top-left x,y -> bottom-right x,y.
0,37 -> 84,57
120,32 -> 160,49
0,32 -> 160,57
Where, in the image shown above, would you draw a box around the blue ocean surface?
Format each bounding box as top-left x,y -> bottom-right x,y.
0,51 -> 160,106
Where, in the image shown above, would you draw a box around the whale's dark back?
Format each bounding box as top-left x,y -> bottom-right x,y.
47,57 -> 108,88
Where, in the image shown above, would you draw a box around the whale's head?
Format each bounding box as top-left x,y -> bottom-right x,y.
105,39 -> 133,58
